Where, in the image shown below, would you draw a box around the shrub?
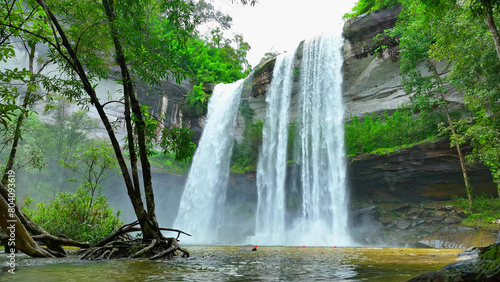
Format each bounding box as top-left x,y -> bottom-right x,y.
149,150 -> 191,175
449,194 -> 500,226
22,188 -> 123,245
231,120 -> 263,173
343,0 -> 400,19
345,108 -> 443,155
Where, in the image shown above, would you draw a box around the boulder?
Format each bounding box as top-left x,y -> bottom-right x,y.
237,245 -> 257,252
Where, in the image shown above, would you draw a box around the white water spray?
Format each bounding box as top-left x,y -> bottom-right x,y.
174,80 -> 243,244
253,35 -> 350,246
293,35 -> 349,246
253,51 -> 296,244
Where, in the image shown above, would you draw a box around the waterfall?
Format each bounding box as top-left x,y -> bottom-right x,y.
253,35 -> 350,246
253,51 -> 296,244
293,35 -> 349,246
174,80 -> 243,244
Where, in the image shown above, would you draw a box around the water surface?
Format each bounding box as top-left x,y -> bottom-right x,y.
0,246 -> 461,281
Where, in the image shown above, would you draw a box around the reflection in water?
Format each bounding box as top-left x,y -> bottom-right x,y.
0,247 -> 460,281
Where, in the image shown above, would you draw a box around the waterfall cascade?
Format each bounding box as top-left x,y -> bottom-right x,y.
253,35 -> 350,246
253,51 -> 297,245
174,80 -> 243,244
293,35 -> 349,246
174,35 -> 349,246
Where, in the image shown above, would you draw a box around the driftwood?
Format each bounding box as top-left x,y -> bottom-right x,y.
78,221 -> 191,260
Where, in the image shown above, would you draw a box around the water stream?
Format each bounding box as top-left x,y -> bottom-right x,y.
292,35 -> 349,246
176,34 -> 350,246
253,35 -> 349,246
174,80 -> 244,244
254,51 -> 297,245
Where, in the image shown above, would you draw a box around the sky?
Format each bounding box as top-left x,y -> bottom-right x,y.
209,0 -> 358,67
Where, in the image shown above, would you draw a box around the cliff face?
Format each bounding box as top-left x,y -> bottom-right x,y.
135,77 -> 208,143
348,139 -> 496,203
236,5 -> 495,203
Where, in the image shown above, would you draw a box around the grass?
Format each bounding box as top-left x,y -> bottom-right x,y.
447,194 -> 500,228
149,150 -> 191,175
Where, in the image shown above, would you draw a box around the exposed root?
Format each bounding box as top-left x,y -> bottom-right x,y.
79,221 -> 191,260
130,239 -> 157,258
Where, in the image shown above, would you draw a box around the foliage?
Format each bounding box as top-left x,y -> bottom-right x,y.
259,51 -> 279,63
149,150 -> 191,175
449,195 -> 500,227
22,189 -> 122,244
287,121 -> 297,162
393,0 -> 500,200
479,244 -> 500,275
231,120 -> 263,173
160,122 -> 196,162
125,105 -> 160,157
0,0 -> 255,245
343,0 -> 399,19
345,108 -> 443,155
123,104 -> 195,162
0,105 -> 101,201
185,82 -> 210,116
389,2 -> 445,112
454,115 -> 500,198
238,99 -> 255,124
183,29 -> 251,116
59,139 -> 118,200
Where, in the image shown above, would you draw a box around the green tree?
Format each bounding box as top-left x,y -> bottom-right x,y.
60,140 -> 118,206
0,1 -> 90,257
183,28 -> 251,116
343,0 -> 399,19
422,0 -> 500,61
391,0 -> 474,209
22,188 -> 122,245
418,1 -> 500,199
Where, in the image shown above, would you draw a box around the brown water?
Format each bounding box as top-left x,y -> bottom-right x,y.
0,246 -> 462,281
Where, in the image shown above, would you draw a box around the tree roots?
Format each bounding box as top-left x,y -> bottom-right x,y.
78,220 -> 191,260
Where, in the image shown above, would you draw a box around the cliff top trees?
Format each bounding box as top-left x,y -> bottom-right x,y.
343,0 -> 400,19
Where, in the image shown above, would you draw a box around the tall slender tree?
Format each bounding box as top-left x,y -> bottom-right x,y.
391,0 -> 474,209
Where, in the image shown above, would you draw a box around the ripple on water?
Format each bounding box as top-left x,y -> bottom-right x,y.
0,246 -> 461,281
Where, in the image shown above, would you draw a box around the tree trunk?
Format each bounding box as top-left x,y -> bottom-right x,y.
430,61 -> 473,210
36,0 -> 163,241
101,0 -> 162,240
495,176 -> 500,200
0,185 -> 58,258
440,92 -> 473,210
1,113 -> 25,185
485,11 -> 500,61
1,42 -> 36,185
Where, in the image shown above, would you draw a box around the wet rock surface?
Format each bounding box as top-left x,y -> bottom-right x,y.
348,139 -> 496,203
409,243 -> 500,281
351,200 -> 499,249
237,245 -> 257,252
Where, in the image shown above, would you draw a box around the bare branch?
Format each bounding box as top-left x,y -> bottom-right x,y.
102,100 -> 125,107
